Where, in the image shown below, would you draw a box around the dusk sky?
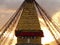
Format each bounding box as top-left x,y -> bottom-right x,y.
0,0 -> 60,45
0,0 -> 60,28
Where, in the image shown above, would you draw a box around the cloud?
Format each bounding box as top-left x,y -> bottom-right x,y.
52,11 -> 60,24
0,0 -> 24,9
0,0 -> 60,28
36,0 -> 60,17
0,0 -> 60,12
0,9 -> 16,29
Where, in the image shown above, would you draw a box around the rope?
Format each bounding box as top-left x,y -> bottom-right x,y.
34,1 -> 60,45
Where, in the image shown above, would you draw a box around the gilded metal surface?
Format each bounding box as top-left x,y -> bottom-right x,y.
16,2 -> 40,30
16,1 -> 42,44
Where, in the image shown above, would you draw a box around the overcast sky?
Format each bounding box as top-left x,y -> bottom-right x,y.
0,0 -> 60,28
0,0 -> 60,15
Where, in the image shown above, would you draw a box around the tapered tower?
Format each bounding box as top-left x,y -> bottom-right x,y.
15,0 -> 44,45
